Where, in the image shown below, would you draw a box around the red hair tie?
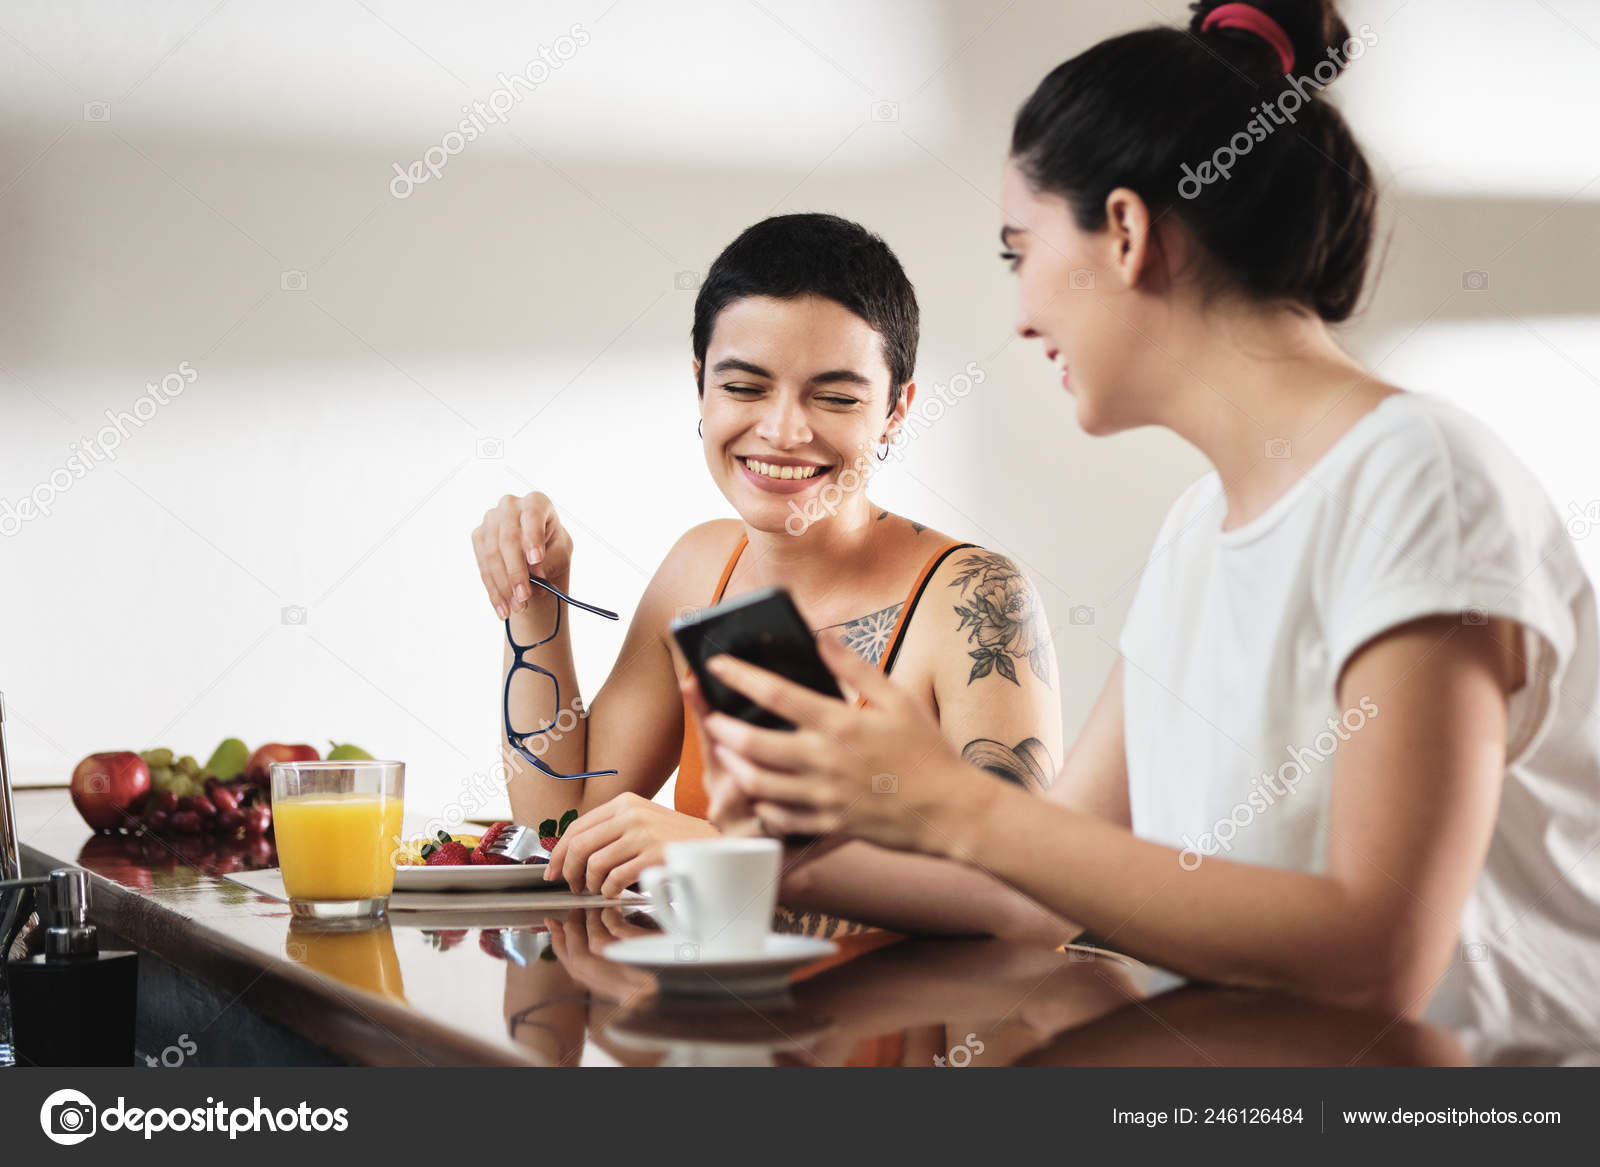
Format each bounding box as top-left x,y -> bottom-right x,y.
1201,3 -> 1296,74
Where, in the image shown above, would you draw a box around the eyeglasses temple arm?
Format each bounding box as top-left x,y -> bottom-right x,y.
526,575 -> 619,621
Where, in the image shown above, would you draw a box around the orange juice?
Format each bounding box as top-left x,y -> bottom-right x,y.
273,792 -> 404,901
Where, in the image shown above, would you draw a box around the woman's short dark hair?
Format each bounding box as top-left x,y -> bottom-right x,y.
692,213 -> 919,412
1011,0 -> 1377,323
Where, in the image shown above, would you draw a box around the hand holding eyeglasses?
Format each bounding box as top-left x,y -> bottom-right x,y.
472,490 -> 575,620
475,491 -> 622,781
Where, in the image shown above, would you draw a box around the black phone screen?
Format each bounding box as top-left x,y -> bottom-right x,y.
670,586 -> 843,730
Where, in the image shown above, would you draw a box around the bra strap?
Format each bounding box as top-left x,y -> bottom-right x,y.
710,534 -> 748,604
880,541 -> 976,675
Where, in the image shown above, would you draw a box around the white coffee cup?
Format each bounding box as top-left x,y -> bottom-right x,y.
638,838 -> 781,959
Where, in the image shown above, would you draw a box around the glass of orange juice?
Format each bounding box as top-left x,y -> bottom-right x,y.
270,760 -> 404,921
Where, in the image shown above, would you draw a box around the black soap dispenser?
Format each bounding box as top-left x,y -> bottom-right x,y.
3,868 -> 138,1066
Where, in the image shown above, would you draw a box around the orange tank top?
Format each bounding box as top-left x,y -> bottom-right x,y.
674,534 -> 973,818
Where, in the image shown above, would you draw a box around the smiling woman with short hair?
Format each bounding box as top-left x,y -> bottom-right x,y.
471,212 -> 1071,940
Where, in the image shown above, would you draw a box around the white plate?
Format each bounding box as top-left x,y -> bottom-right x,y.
602,934 -> 837,997
392,863 -> 567,892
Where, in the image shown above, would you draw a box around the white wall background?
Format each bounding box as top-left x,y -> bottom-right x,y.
3,1 -> 1598,828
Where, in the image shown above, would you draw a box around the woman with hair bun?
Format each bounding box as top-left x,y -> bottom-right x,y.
696,1 -> 1600,1062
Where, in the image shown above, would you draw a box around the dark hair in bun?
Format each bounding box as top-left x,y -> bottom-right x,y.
1011,1 -> 1377,322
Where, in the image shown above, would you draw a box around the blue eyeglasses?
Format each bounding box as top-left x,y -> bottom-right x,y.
504,575 -> 620,780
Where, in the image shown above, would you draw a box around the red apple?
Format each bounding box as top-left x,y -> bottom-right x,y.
70,752 -> 150,833
243,742 -> 320,781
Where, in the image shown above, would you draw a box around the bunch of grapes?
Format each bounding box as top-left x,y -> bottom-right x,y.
136,747 -> 271,838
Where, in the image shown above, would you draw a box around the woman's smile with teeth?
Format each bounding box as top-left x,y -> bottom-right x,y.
739,457 -> 825,480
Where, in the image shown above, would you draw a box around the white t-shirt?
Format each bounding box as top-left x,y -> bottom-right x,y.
1121,392 -> 1600,1064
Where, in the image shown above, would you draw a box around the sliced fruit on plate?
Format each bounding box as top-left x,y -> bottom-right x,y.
536,809 -> 580,853
470,821 -> 516,865
424,840 -> 473,866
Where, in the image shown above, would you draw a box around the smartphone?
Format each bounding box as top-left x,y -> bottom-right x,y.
671,586 -> 843,730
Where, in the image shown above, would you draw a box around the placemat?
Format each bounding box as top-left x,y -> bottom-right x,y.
222,867 -> 637,912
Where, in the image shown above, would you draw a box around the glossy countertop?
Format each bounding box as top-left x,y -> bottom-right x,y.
9,788 -> 1471,1067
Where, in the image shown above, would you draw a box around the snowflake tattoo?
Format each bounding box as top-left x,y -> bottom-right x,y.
824,603 -> 904,666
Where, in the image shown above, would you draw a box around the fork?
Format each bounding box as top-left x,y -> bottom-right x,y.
483,824 -> 553,864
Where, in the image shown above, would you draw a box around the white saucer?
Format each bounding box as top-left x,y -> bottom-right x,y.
602,934 -> 838,997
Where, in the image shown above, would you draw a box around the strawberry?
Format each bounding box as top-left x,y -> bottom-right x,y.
534,812 -> 572,854
470,821 -> 516,865
424,840 -> 472,866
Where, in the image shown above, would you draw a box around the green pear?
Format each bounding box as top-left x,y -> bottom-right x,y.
203,738 -> 251,781
327,741 -> 374,761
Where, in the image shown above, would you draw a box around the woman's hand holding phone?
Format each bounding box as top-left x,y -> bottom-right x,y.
699,634 -> 980,858
681,669 -> 761,835
685,669 -> 846,879
470,491 -> 575,620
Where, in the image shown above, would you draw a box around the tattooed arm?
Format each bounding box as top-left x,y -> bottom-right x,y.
776,550 -> 1074,941
933,549 -> 1065,799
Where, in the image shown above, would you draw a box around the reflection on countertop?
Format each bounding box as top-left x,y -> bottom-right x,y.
12,788 -> 1595,1067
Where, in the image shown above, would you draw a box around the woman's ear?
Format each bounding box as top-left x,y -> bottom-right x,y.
883,381 -> 914,445
1103,187 -> 1155,291
693,359 -> 704,395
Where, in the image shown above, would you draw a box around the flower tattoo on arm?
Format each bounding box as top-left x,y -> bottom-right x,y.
948,552 -> 1054,687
